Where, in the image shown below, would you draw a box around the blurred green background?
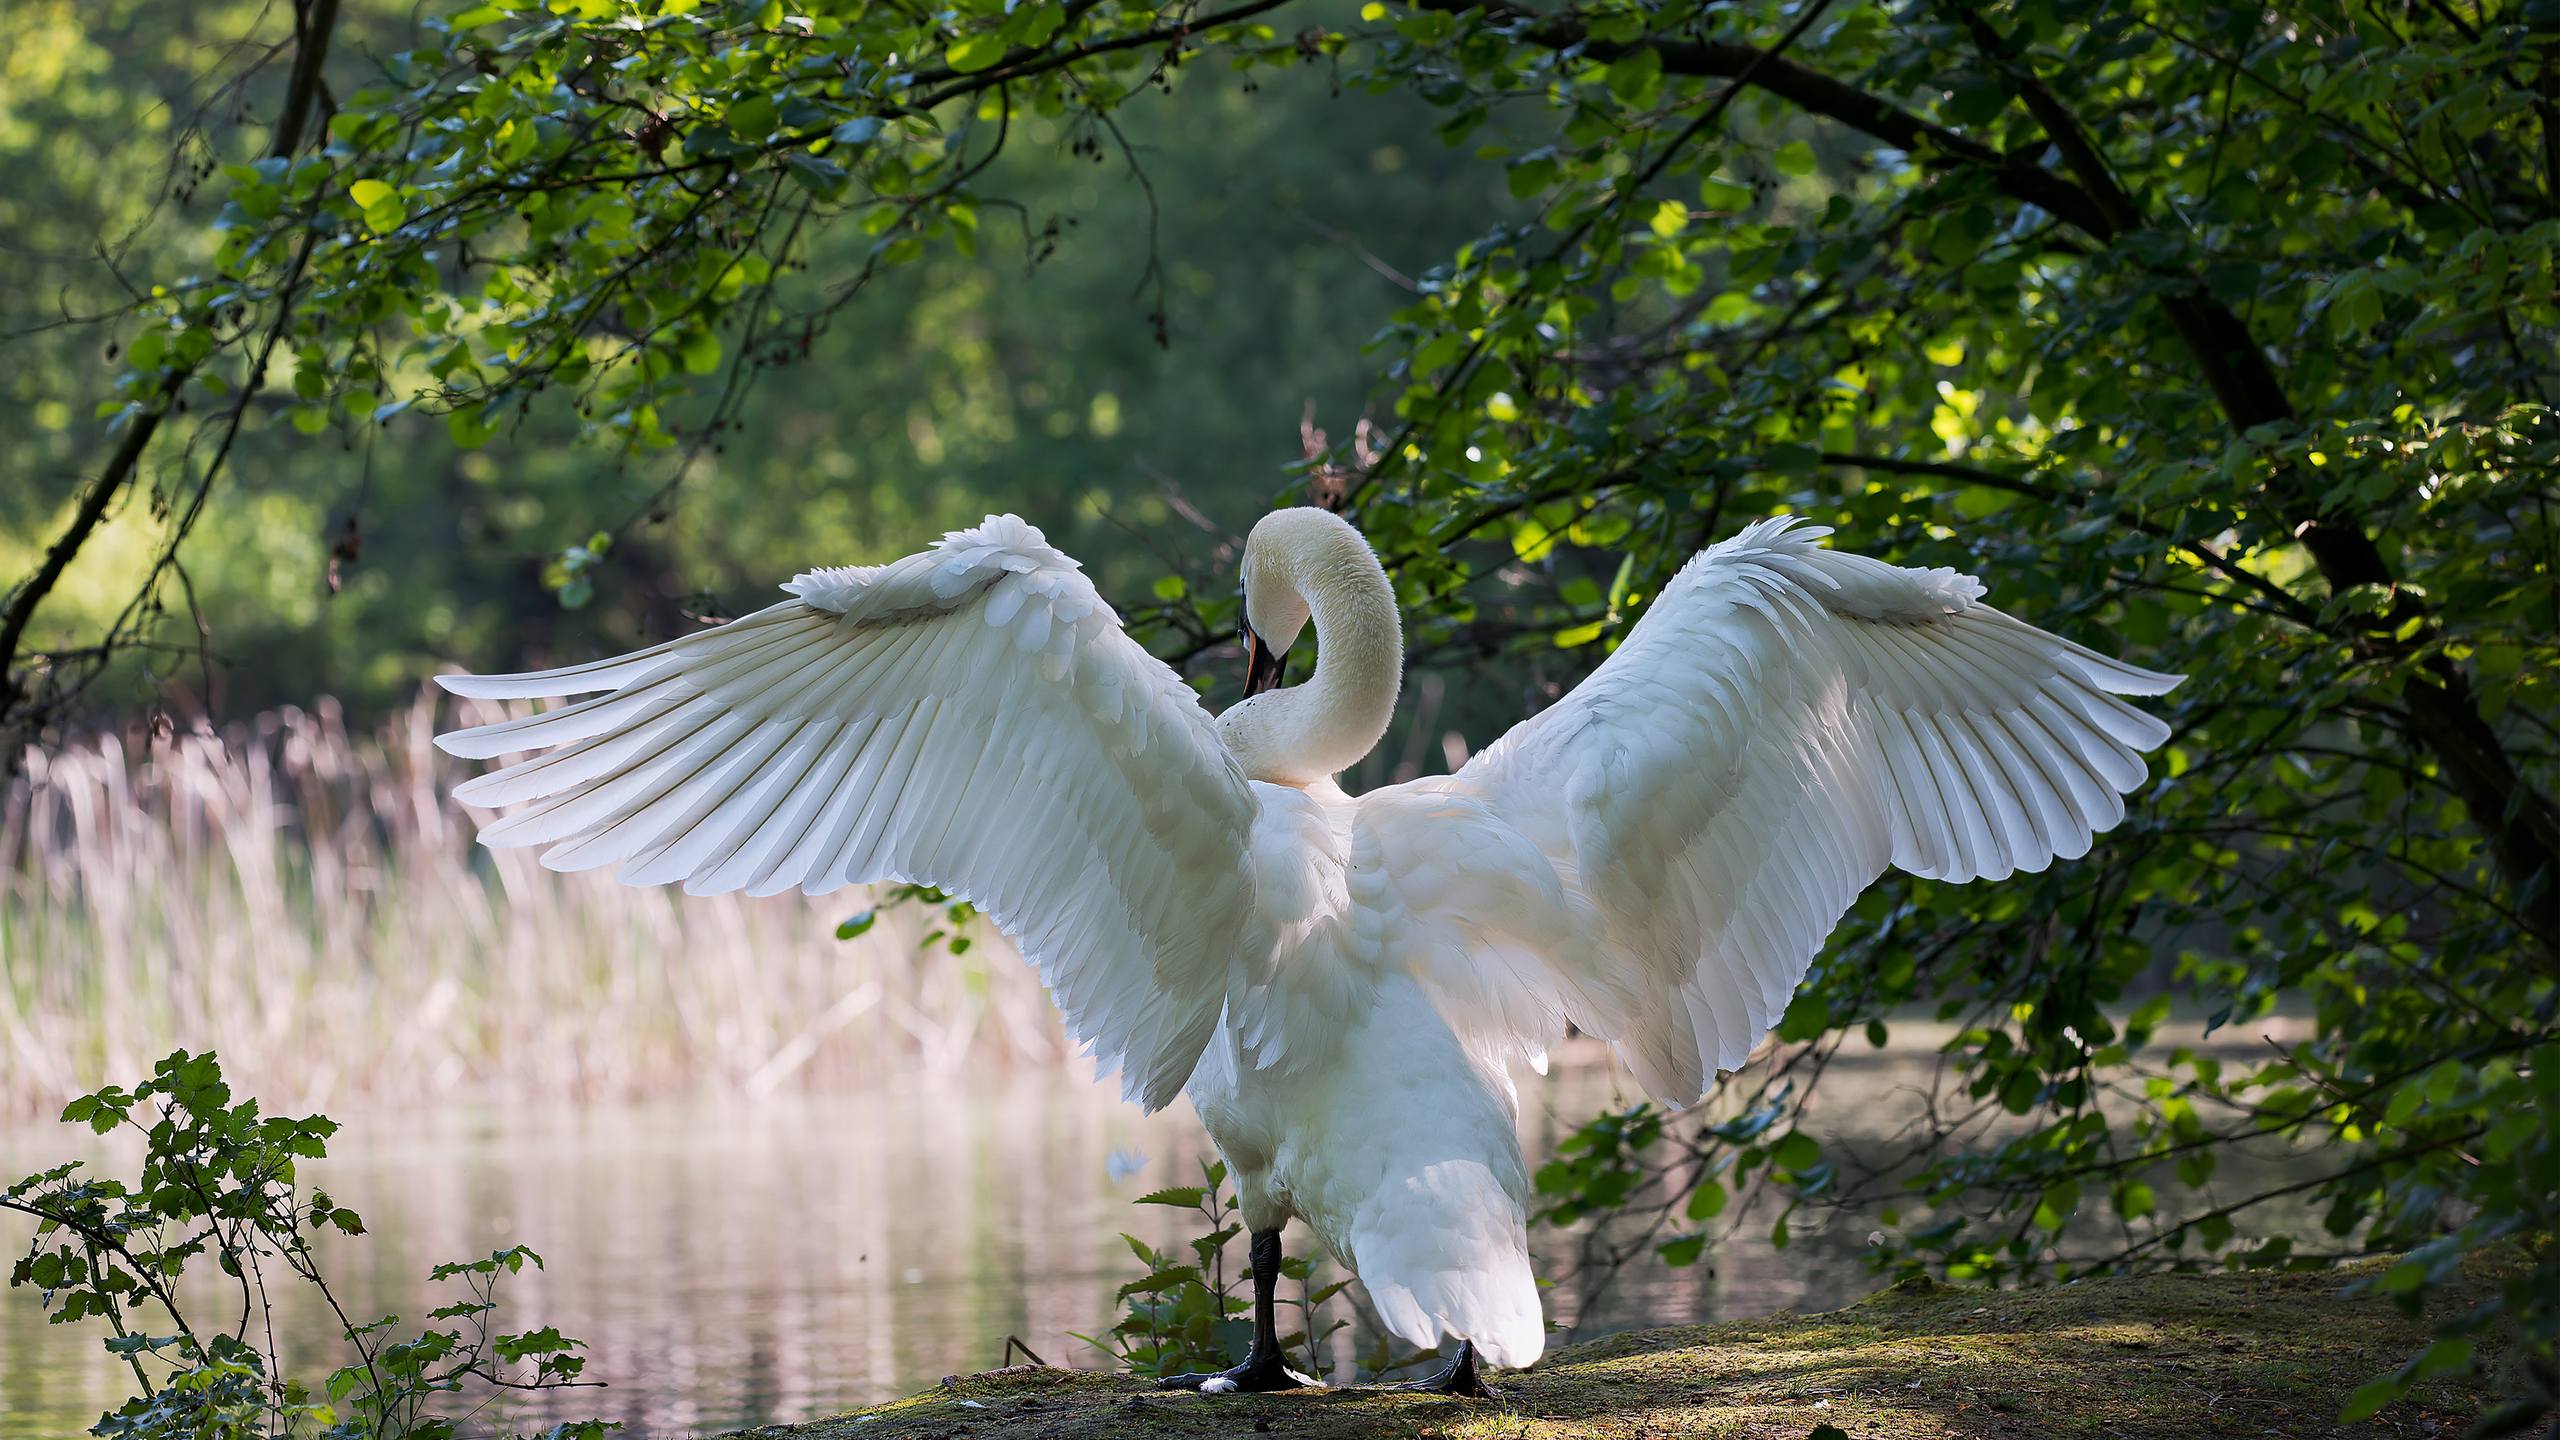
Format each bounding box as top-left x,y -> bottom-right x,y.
0,0 -> 1517,723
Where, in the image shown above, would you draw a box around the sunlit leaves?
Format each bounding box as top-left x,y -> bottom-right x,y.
9,1053 -> 609,1437
1332,0 -> 2558,1423
946,32 -> 1011,73
138,0 -> 1330,586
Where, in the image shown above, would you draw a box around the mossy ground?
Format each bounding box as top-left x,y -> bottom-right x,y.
731,1264 -> 2496,1440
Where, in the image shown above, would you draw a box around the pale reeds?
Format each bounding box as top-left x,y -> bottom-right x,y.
0,697 -> 1075,1120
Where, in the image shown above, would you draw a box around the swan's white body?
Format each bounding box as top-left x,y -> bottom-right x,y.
435,509 -> 2178,1376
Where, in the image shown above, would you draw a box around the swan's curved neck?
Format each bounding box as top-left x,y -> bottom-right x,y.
1234,525 -> 1404,786
1290,564 -> 1403,776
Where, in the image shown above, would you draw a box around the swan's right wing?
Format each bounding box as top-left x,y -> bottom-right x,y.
1418,517 -> 2179,1103
434,515 -> 1262,1112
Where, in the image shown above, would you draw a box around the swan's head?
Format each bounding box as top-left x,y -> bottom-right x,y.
1215,508 -> 1404,786
1236,510 -> 1328,693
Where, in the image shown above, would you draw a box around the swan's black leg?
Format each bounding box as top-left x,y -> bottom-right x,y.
1396,1339 -> 1497,1398
1155,1229 -> 1317,1394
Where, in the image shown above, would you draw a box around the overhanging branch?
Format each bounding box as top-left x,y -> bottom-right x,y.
1393,0 -> 2559,952
1,0 -> 346,750
1815,451 -> 2327,631
1405,0 -> 2114,233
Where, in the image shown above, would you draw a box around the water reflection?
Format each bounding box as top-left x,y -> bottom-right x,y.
0,1061 -> 1897,1439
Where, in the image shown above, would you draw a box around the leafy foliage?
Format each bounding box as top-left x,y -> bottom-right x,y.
1332,0 -> 2560,1425
0,0 -> 1497,730
4,1050 -> 612,1439
1073,1160 -> 1349,1381
839,883 -> 985,954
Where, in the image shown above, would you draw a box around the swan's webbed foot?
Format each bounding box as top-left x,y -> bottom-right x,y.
1394,1340 -> 1497,1398
1155,1349 -> 1319,1394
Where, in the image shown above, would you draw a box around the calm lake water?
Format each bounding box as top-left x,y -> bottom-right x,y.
0,1055 -> 1931,1438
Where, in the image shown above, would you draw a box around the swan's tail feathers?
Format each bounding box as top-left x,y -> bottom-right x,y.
1350,1163 -> 1546,1371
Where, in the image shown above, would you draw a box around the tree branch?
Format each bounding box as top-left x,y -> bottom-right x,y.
1396,0 -> 2560,951
1815,451 -> 2328,630
0,383 -> 177,723
1404,0 -> 2114,233
1946,6 -> 2560,959
270,0 -> 342,159
1,0 -> 345,753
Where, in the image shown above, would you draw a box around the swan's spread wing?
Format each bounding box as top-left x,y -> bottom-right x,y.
1433,517 -> 2180,1103
434,514 -> 1260,1111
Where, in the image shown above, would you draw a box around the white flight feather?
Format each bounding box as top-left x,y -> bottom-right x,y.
435,515 -> 1262,1114
1430,514 -> 2181,1100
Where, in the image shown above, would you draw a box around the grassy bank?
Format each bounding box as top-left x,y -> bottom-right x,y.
736,1265 -> 2498,1440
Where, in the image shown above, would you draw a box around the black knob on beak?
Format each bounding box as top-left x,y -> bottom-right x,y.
1241,625 -> 1286,697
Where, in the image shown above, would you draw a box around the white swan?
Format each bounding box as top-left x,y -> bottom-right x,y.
433,507 -> 2178,1396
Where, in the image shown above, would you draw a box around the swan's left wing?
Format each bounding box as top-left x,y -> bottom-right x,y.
433,515 -> 1260,1111
1415,517 -> 2180,1103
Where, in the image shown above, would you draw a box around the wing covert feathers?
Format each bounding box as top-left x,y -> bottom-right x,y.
1443,516 -> 2180,1104
433,514 -> 1261,1112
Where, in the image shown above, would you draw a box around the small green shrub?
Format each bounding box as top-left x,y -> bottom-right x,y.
1073,1160 -> 1351,1382
4,1049 -> 613,1440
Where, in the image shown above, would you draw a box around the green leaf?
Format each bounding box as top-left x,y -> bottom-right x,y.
1604,48 -> 1661,104
678,329 -> 722,376
1010,3 -> 1065,47
728,96 -> 778,139
783,152 -> 848,197
1771,1132 -> 1819,1172
2372,1259 -> 2429,1294
947,32 -> 1011,73
2340,1374 -> 2403,1422
1116,1265 -> 1203,1299
1507,152 -> 1558,199
1699,175 -> 1753,211
349,178 -> 405,231
446,407 -> 497,449
1132,1186 -> 1209,1208
1774,140 -> 1817,176
2410,1335 -> 2473,1378
1951,484 -> 2016,519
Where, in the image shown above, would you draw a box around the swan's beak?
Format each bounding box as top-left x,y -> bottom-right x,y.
1242,625 -> 1286,697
